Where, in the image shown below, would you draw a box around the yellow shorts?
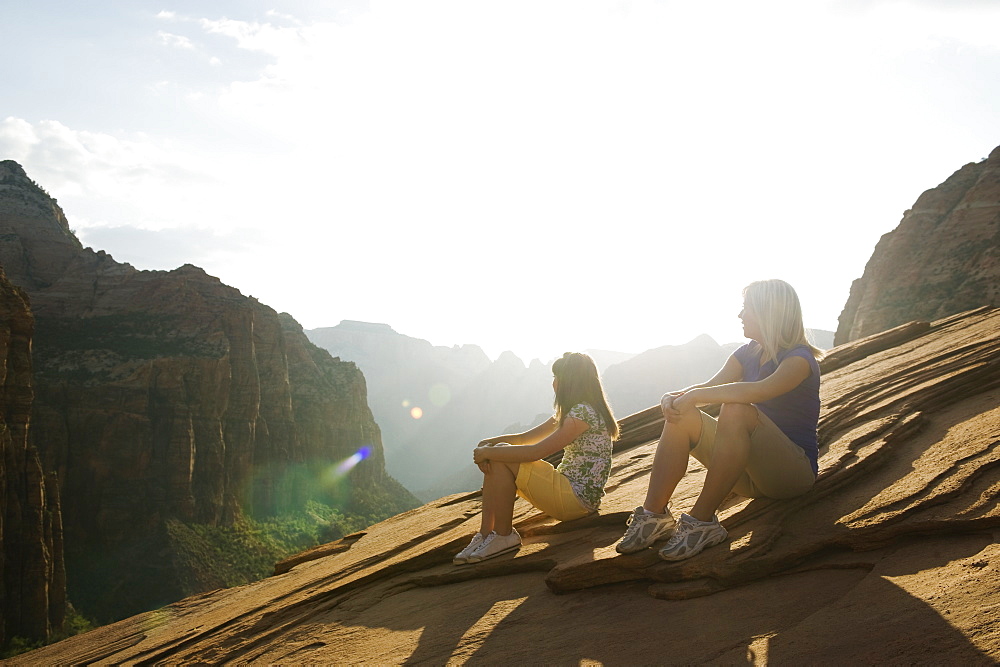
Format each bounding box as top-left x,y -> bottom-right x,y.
690,408 -> 815,499
515,459 -> 594,521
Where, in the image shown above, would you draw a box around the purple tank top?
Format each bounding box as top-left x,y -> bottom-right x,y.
734,343 -> 820,474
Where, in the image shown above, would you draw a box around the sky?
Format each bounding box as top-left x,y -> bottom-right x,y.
2,0 -> 998,362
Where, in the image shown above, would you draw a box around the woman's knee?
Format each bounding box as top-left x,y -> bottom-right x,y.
717,402 -> 758,432
660,409 -> 703,441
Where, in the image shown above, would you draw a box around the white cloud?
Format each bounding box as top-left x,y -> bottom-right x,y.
157,31 -> 195,50
0,117 -> 220,229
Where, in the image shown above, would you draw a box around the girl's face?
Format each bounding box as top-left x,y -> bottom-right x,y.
740,301 -> 763,342
552,376 -> 559,393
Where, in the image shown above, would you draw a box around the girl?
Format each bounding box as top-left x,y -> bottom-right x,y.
455,352 -> 619,564
616,279 -> 821,561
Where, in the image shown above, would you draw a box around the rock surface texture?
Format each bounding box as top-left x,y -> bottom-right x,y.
0,267 -> 66,646
0,161 -> 416,624
15,306 -> 1000,664
835,144 -> 1000,344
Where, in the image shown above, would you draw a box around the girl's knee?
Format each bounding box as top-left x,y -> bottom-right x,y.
487,461 -> 519,479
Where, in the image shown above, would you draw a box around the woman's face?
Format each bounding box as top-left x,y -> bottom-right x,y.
740,301 -> 763,342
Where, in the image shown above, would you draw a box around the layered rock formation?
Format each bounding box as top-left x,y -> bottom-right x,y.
0,160 -> 417,624
17,306 -> 1000,664
836,144 -> 1000,344
0,267 -> 65,646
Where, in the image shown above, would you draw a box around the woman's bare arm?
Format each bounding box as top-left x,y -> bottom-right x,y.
668,355 -> 812,418
661,353 -> 744,414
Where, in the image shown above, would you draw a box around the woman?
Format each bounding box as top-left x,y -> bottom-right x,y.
616,279 -> 821,561
455,352 -> 619,564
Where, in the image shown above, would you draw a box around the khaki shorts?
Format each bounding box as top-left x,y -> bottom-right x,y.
515,459 -> 594,521
691,408 -> 815,499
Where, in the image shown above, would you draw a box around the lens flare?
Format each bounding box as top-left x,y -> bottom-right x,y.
334,446 -> 372,476
429,383 -> 451,407
323,446 -> 374,486
410,406 -> 423,419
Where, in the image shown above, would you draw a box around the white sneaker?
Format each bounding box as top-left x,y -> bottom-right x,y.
615,506 -> 676,554
466,529 -> 521,563
658,513 -> 727,561
453,532 -> 485,565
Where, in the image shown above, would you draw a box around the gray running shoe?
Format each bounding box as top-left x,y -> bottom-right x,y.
467,529 -> 521,563
615,506 -> 676,554
658,512 -> 727,561
453,532 -> 485,565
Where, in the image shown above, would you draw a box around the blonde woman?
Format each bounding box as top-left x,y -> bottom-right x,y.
455,352 -> 619,564
616,279 -> 822,561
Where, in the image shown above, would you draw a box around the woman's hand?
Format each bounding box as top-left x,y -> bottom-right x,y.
664,391 -> 697,423
661,391 -> 684,418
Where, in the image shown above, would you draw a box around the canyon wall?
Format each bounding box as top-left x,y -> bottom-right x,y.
0,267 -> 65,646
0,160 -> 416,623
836,145 -> 1000,344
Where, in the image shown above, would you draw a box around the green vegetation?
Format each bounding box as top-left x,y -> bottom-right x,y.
164,501 -> 382,591
1,607 -> 95,659
1,500 -> 397,657
0,637 -> 43,659
34,313 -> 226,362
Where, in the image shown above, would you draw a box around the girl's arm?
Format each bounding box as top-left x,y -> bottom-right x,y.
668,355 -> 812,417
477,416 -> 559,447
473,417 -> 588,465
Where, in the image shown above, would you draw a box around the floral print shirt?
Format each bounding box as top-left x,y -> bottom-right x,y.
556,403 -> 614,510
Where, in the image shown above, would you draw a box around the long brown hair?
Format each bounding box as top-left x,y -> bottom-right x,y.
551,352 -> 619,440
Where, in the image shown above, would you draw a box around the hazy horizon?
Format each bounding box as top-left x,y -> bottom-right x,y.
2,1 -> 998,363
307,318 -> 836,365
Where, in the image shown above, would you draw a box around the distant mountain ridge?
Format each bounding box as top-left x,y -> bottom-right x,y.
601,334 -> 739,417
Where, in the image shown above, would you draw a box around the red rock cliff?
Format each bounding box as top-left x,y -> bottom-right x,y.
0,266 -> 66,646
0,160 -> 416,623
835,144 -> 1000,344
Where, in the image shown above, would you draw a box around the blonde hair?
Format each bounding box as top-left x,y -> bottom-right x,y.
551,352 -> 619,440
743,279 -> 823,365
